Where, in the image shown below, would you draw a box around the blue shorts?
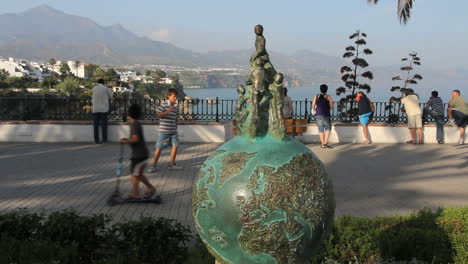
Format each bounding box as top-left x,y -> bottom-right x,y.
155,134 -> 179,149
359,112 -> 373,125
316,116 -> 331,133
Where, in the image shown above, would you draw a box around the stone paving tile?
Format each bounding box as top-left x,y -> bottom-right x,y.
0,142 -> 467,233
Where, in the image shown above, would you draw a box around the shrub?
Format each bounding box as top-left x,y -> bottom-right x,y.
312,207 -> 467,263
0,209 -> 192,264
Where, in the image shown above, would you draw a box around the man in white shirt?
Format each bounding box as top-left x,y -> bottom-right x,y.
401,89 -> 424,144
92,79 -> 113,144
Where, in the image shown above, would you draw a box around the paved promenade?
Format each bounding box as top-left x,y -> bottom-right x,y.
0,142 -> 466,231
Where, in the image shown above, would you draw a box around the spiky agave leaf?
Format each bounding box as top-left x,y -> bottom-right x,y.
359,84 -> 371,93
336,87 -> 347,95
349,32 -> 359,39
363,48 -> 373,55
345,81 -> 359,88
341,74 -> 353,82
361,71 -> 374,80
340,66 -> 352,73
400,88 -> 411,95
355,39 -> 367,45
391,86 -> 401,92
343,52 -> 354,58
353,58 -> 369,68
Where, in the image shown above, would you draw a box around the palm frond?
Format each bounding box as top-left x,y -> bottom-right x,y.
398,0 -> 414,24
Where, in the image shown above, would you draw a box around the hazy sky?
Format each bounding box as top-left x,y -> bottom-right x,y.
3,0 -> 468,69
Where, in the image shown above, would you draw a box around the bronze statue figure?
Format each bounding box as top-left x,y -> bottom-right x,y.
268,73 -> 286,140
236,24 -> 286,140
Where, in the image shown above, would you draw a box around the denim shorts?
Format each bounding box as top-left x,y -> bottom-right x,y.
316,115 -> 331,133
155,134 -> 179,149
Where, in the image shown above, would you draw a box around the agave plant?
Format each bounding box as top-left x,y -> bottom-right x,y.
336,30 -> 373,122
368,0 -> 414,24
386,52 -> 422,123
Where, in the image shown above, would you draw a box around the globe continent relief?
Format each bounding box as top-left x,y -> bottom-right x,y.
193,136 -> 335,264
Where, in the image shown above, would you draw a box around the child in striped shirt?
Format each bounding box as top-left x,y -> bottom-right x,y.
147,89 -> 183,172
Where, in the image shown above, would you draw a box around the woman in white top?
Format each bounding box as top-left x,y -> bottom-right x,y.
282,87 -> 294,119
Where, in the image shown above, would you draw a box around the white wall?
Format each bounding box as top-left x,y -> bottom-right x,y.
0,123 -> 226,143
296,124 -> 462,144
0,122 -> 463,144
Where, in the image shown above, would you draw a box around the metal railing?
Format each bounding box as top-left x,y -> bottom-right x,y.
0,96 -> 446,123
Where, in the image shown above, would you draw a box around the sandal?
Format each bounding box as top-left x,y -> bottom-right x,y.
418,140 -> 424,144
143,188 -> 156,199
363,140 -> 371,144
321,144 -> 327,149
406,140 -> 416,144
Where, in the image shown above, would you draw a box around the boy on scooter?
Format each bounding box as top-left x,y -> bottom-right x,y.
120,104 -> 155,199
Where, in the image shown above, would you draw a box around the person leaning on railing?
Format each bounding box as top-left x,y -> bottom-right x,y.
92,78 -> 113,144
282,87 -> 294,119
312,84 -> 334,149
401,89 -> 424,144
355,92 -> 375,144
447,89 -> 468,145
423,91 -> 445,144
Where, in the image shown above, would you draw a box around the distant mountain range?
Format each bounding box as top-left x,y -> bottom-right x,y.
0,5 -> 345,85
0,5 -> 466,91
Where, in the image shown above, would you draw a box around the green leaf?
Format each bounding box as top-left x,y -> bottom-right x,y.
355,39 -> 367,45
352,58 -> 369,68
336,87 -> 346,95
343,52 -> 354,58
413,74 -> 423,80
363,49 -> 373,55
391,86 -> 401,92
359,84 -> 371,93
349,33 -> 359,39
361,71 -> 374,80
340,66 -> 352,73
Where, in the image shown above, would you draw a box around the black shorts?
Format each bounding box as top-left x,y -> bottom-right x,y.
130,157 -> 148,176
453,110 -> 468,128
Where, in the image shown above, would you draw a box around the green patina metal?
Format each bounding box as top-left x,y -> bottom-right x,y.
192,25 -> 335,264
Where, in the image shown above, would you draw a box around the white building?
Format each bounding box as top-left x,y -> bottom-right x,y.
116,71 -> 173,84
159,77 -> 173,84
47,60 -> 87,78
0,57 -> 50,79
112,86 -> 133,93
66,61 -> 86,78
116,70 -> 137,82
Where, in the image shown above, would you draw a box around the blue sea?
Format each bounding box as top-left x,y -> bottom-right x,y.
184,86 -> 462,103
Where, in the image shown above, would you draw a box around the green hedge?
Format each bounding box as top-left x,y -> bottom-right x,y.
313,207 -> 468,263
1,207 -> 466,263
0,209 -> 191,264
